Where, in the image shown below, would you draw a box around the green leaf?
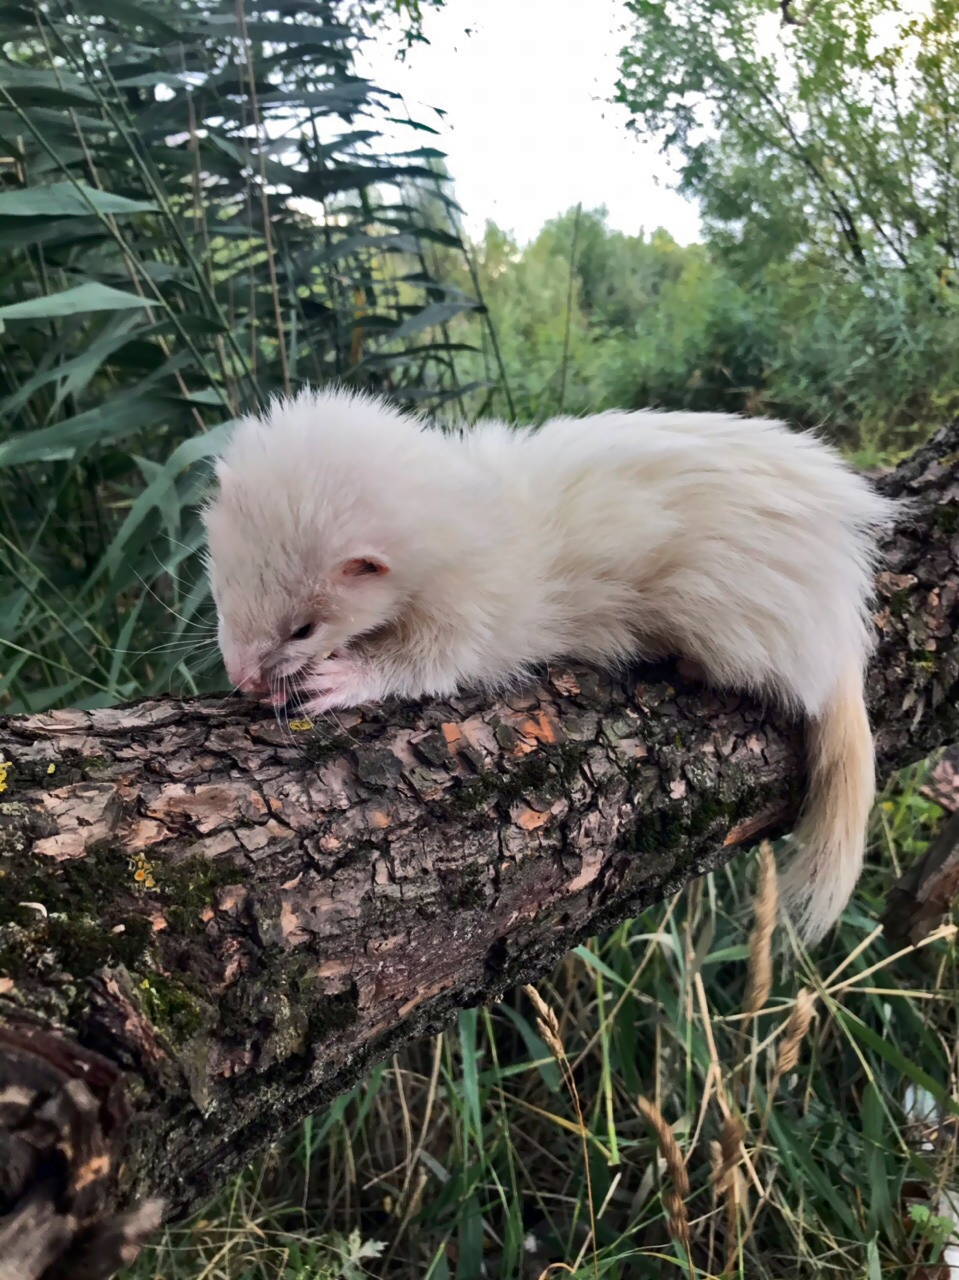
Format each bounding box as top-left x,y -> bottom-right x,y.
0,283 -> 160,320
233,21 -> 352,44
0,216 -> 110,252
95,419 -> 235,580
0,183 -> 157,218
114,73 -> 193,89
0,313 -> 145,416
574,944 -> 629,989
0,394 -> 171,467
457,1009 -> 483,1143
862,1082 -> 894,1236
763,1099 -> 861,1236
455,1196 -> 484,1280
70,0 -> 183,39
866,1237 -> 882,1280
0,66 -> 96,104
258,84 -> 377,111
836,1008 -> 959,1121
390,300 -> 479,343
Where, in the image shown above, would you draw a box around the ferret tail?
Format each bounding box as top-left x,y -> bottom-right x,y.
778,664 -> 875,947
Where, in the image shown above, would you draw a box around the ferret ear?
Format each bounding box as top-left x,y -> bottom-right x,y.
339,555 -> 390,581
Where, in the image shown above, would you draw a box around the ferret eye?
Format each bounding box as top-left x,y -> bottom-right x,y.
289,622 -> 314,642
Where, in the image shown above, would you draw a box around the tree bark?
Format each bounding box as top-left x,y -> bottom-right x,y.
2,420 -> 959,1278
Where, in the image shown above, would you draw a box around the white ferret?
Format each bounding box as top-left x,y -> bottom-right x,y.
203,387 -> 898,944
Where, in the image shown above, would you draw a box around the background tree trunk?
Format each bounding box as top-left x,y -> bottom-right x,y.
1,421 -> 958,1279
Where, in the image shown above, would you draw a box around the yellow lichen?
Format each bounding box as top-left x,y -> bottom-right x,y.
0,760 -> 9,793
47,762 -> 56,775
128,852 -> 157,893
289,719 -> 314,732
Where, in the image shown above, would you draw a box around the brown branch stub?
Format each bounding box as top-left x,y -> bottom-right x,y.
0,417 -> 957,1273
0,1022 -> 161,1280
920,746 -> 959,814
882,747 -> 959,946
882,808 -> 959,948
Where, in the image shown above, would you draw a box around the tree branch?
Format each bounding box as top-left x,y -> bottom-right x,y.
2,420 -> 959,1277
779,0 -> 823,27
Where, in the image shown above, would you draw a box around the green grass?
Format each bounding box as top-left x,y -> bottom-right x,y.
125,764 -> 959,1279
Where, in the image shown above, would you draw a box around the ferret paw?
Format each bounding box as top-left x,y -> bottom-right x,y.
676,657 -> 708,685
301,653 -> 385,713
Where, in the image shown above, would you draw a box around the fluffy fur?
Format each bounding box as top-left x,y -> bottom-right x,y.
203,386 -> 898,944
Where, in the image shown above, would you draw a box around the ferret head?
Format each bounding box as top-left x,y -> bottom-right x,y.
205,495 -> 397,700
202,389 -> 432,700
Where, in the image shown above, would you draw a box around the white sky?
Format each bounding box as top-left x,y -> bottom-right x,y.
355,0 -> 703,247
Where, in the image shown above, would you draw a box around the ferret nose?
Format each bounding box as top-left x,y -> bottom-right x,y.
237,672 -> 269,699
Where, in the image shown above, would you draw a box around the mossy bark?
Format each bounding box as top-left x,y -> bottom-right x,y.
2,422 -> 959,1278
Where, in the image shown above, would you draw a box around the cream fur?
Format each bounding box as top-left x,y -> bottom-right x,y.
203,387 -> 899,944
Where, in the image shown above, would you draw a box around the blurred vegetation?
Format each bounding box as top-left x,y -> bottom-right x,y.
442,213 -> 768,428
1,0 -> 959,1276
443,197 -> 959,454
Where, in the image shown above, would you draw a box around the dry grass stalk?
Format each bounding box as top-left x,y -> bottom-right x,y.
707,1139 -> 723,1270
693,973 -> 767,1201
383,1036 -> 446,1269
776,987 -> 816,1081
638,1095 -> 691,1263
737,843 -> 778,1087
718,1114 -> 745,1189
637,1096 -> 690,1200
524,983 -> 564,1061
744,842 -> 778,1020
709,1139 -> 723,1194
745,984 -> 820,1230
713,1114 -> 747,1275
524,984 -> 600,1280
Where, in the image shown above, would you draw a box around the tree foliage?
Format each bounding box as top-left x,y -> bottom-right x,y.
450,198 -> 959,450
611,0 -> 959,444
441,210 -> 762,425
617,0 -> 959,273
